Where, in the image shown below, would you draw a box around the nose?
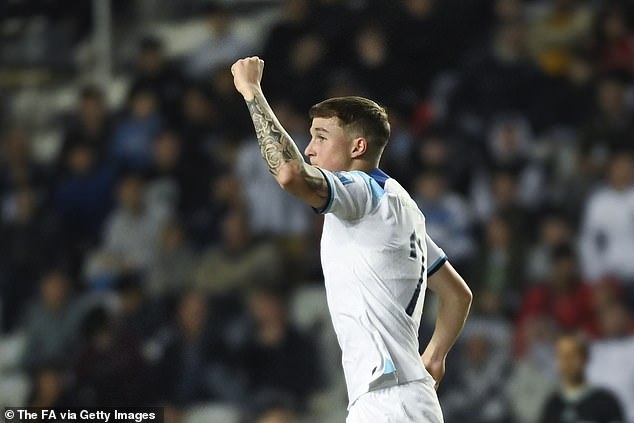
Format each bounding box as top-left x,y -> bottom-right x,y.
304,139 -> 315,158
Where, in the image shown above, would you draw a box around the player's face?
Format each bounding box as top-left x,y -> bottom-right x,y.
306,117 -> 354,171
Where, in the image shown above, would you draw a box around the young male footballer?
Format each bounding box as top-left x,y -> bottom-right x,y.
232,56 -> 472,423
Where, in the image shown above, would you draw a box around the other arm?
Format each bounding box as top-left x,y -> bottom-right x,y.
231,56 -> 328,209
422,261 -> 472,389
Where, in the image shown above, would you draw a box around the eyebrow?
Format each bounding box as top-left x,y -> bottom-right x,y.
312,127 -> 330,133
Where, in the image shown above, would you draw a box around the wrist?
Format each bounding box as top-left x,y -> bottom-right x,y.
241,84 -> 262,101
422,344 -> 447,363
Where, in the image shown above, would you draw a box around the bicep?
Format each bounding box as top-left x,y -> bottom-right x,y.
427,261 -> 472,301
277,162 -> 330,210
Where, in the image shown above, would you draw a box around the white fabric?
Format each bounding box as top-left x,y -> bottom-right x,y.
587,337 -> 634,423
318,168 -> 447,407
346,380 -> 443,423
579,185 -> 634,283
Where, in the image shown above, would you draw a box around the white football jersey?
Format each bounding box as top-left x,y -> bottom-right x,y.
316,168 -> 448,407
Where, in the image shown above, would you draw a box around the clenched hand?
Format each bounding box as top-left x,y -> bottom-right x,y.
231,56 -> 264,101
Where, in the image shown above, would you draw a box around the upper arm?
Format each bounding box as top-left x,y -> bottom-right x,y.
276,162 -> 331,210
427,260 -> 472,304
281,166 -> 378,220
426,234 -> 448,278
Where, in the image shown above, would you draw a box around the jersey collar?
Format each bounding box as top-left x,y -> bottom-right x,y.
368,168 -> 390,188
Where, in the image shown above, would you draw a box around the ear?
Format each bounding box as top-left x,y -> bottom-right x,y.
350,137 -> 368,158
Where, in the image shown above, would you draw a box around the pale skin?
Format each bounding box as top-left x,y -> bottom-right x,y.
231,56 -> 472,389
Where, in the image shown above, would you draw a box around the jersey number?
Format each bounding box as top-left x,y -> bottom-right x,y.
405,232 -> 425,316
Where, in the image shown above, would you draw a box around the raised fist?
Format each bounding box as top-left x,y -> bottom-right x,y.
231,56 -> 264,100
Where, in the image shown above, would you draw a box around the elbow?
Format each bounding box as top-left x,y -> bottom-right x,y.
463,284 -> 473,309
452,282 -> 473,312
458,284 -> 473,320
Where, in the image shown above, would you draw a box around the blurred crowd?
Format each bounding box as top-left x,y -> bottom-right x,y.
1,0 -> 634,422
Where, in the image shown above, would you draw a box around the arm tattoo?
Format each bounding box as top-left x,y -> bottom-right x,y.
245,92 -> 329,204
246,93 -> 303,176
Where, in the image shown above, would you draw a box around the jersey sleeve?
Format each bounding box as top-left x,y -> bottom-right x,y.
426,234 -> 448,277
315,169 -> 384,220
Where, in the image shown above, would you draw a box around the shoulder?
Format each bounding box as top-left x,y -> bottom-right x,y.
347,170 -> 386,198
586,387 -> 623,406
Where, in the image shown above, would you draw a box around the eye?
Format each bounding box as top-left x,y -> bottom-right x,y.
317,135 -> 326,141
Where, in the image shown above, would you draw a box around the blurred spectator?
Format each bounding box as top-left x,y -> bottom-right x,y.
515,244 -> 597,355
154,290 -> 235,406
146,130 -> 210,216
0,187 -> 59,332
580,74 -> 634,177
528,0 -> 595,76
59,85 -> 111,163
263,0 -> 328,111
507,316 -> 558,423
85,172 -> 169,289
262,0 -> 312,88
525,210 -> 574,282
109,84 -> 163,170
194,208 -> 283,295
177,83 -> 220,154
471,115 -> 547,222
472,166 -> 532,244
231,285 -> 321,410
470,214 -> 526,316
129,36 -> 185,124
493,0 -> 525,25
208,66 -> 254,139
146,220 -> 196,300
408,127 -> 471,194
183,3 -> 254,80
539,333 -> 624,423
114,273 -> 165,344
145,131 -> 183,216
348,20 -> 407,108
579,150 -> 634,297
26,364 -> 74,408
540,49 -> 596,128
441,317 -> 513,423
74,305 -> 147,405
0,129 -> 47,203
21,269 -> 90,372
586,300 -> 634,423
414,167 -> 475,268
310,0 -> 355,59
53,143 -> 116,264
269,33 -> 329,111
388,0 -> 451,95
253,393 -> 298,423
593,3 -> 634,75
452,19 -> 547,133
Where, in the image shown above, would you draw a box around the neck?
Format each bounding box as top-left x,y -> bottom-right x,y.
348,158 -> 379,173
563,377 -> 586,392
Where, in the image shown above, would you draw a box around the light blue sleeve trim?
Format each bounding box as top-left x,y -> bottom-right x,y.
427,255 -> 448,277
313,167 -> 335,215
348,170 -> 385,202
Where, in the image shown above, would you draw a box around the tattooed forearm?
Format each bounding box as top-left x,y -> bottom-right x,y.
244,92 -> 329,208
305,169 -> 329,202
246,93 -> 304,176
